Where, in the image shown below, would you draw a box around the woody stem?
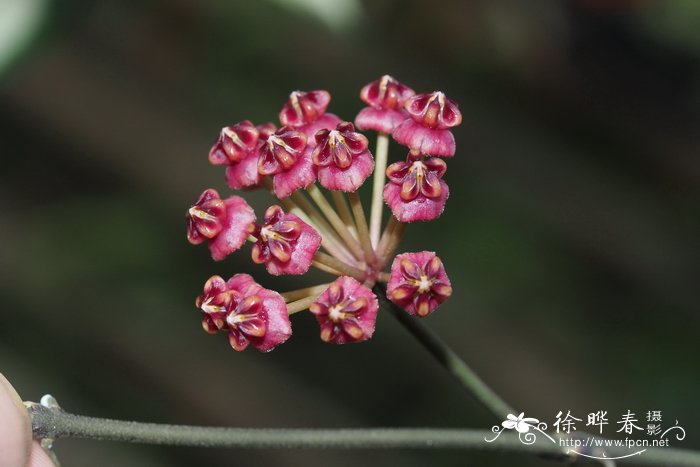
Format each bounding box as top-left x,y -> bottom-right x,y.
369,133 -> 389,248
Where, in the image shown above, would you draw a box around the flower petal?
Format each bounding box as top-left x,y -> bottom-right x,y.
208,196 -> 256,261
384,179 -> 449,223
393,119 -> 456,157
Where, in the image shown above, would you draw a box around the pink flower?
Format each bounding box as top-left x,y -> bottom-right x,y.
256,126 -> 316,198
393,91 -> 462,157
355,75 -> 415,134
309,276 -> 378,344
311,122 -> 374,192
225,123 -> 276,190
208,120 -> 259,165
383,156 -> 449,222
196,274 -> 292,352
278,90 -> 342,142
186,189 -> 256,261
257,126 -> 307,175
251,205 -> 321,275
271,148 -> 316,199
386,251 -> 452,317
299,114 -> 343,144
279,90 -> 331,127
189,81 -> 461,353
196,275 -> 229,332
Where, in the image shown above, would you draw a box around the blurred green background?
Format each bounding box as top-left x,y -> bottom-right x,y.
1,0 -> 699,465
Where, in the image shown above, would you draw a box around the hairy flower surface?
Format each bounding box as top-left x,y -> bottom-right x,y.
312,122 -> 374,192
196,274 -> 291,352
309,276 -> 378,344
386,252 -> 452,317
393,91 -> 461,157
251,205 -> 321,275
187,189 -> 256,261
384,157 -> 449,222
355,75 -> 415,134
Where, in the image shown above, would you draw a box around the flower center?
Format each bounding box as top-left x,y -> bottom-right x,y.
226,311 -> 258,325
188,207 -> 217,222
267,135 -> 298,167
260,225 -> 282,242
200,296 -> 225,314
328,130 -> 344,148
417,275 -> 433,294
328,304 -> 345,322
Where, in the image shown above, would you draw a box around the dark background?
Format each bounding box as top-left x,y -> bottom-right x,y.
1,0 -> 698,466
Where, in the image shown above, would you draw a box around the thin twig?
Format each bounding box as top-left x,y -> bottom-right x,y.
27,404 -> 700,466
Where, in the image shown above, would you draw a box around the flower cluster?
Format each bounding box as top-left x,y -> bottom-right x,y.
187,75 -> 460,352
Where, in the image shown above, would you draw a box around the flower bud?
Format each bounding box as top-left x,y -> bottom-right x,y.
251,205 -> 321,275
186,189 -> 256,260
309,276 -> 378,344
208,121 -> 259,165
355,75 -> 415,134
196,274 -> 291,352
386,252 -> 452,317
278,90 -> 342,144
384,157 -> 449,222
224,123 -> 277,190
311,122 -> 374,192
393,91 -> 461,157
